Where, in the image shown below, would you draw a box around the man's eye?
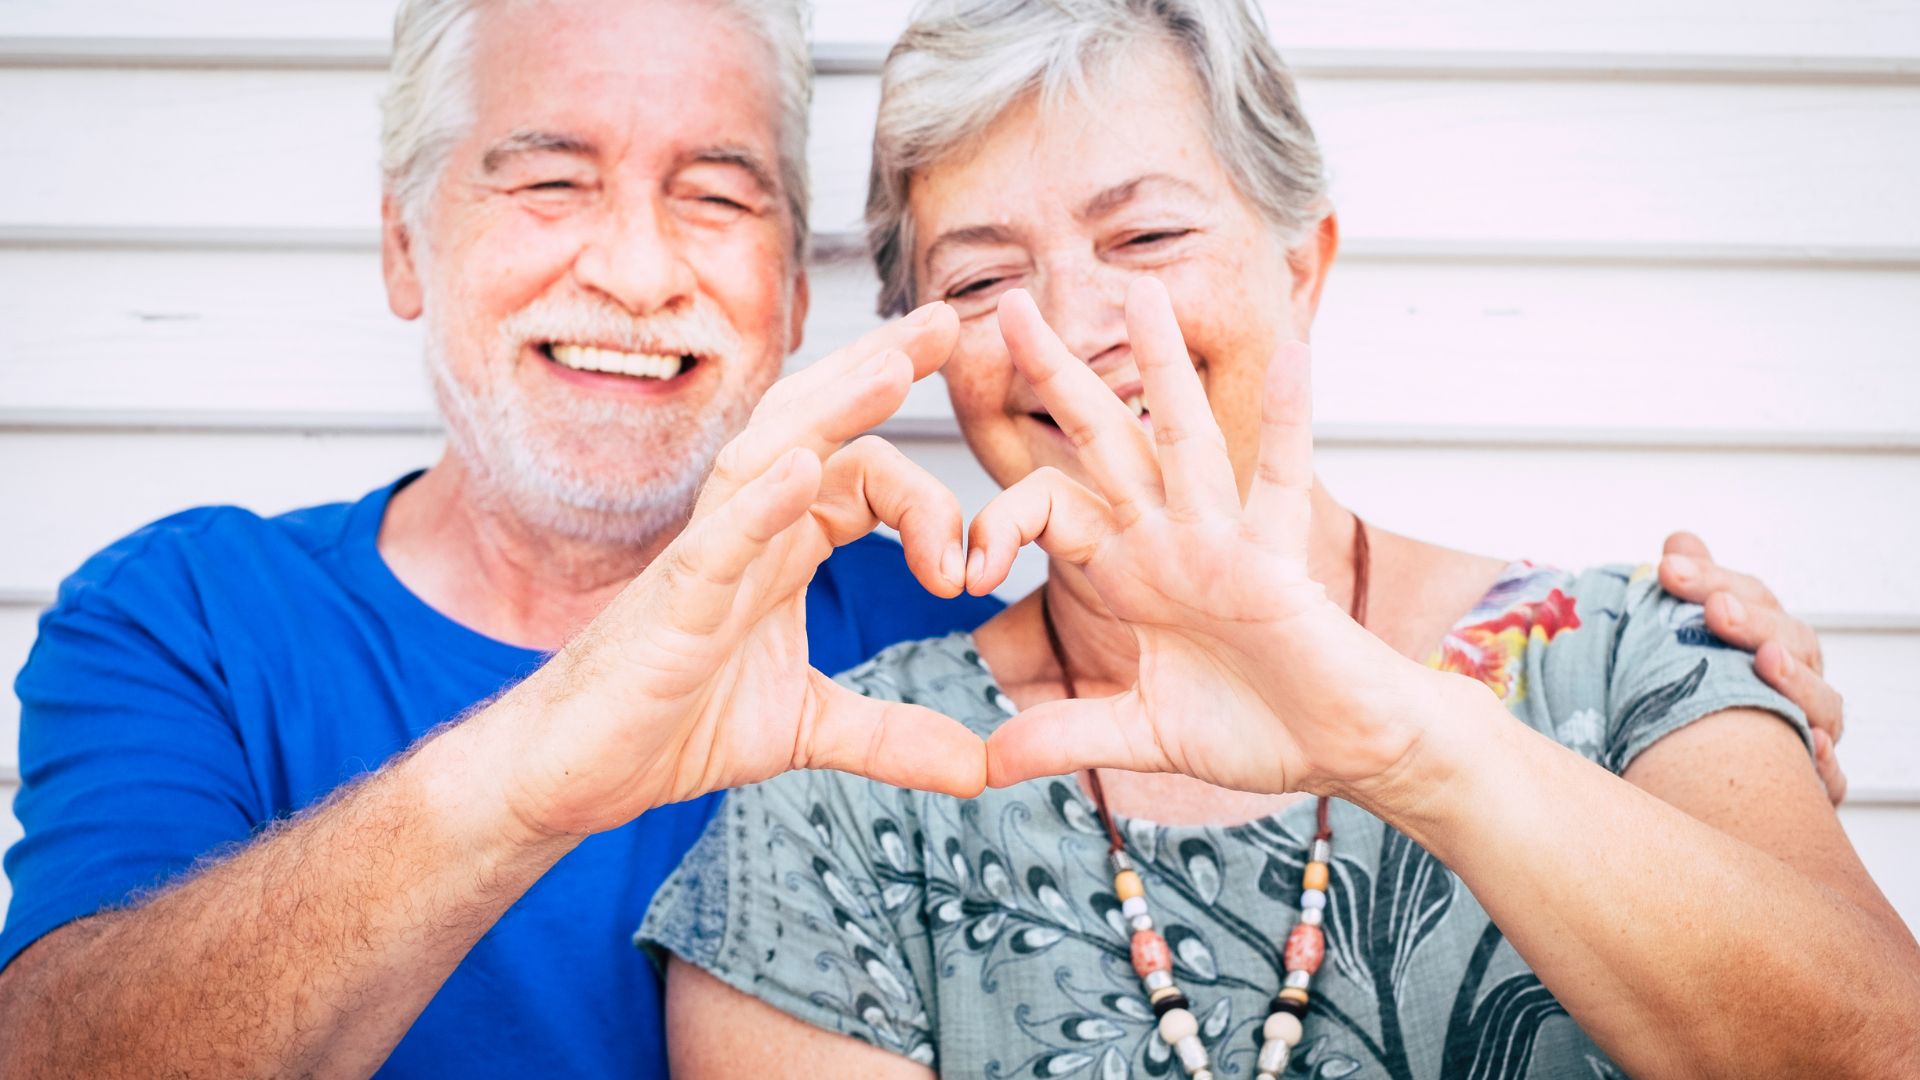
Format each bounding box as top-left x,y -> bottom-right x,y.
701,195 -> 748,211
522,180 -> 579,192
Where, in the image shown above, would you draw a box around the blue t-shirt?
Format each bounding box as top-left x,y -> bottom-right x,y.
2,473 -> 1001,1078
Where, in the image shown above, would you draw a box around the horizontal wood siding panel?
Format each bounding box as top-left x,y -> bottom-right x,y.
5,251 -> 1917,437
4,431 -> 1916,613
6,68 -> 1918,252
5,0 -> 1917,62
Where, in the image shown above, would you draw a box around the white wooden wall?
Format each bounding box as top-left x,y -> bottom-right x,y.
1,1 -> 1916,934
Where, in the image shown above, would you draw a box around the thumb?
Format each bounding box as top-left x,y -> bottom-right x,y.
983,690 -> 1162,788
799,672 -> 988,798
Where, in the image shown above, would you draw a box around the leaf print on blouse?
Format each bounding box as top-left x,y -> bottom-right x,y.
769,797 -> 939,1067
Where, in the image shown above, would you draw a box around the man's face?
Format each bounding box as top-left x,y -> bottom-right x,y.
384,0 -> 807,545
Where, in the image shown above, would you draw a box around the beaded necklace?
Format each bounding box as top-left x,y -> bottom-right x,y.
1038,516 -> 1370,1080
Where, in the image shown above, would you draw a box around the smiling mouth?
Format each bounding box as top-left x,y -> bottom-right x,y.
539,342 -> 701,381
1029,391 -> 1149,429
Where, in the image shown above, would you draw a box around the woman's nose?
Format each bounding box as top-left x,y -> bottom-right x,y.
1034,258 -> 1131,369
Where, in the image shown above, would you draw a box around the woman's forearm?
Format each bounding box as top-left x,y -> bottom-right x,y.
1352,678 -> 1920,1080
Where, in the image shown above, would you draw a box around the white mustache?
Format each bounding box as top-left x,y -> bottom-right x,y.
498,295 -> 744,362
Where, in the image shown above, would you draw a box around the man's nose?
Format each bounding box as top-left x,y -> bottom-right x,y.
1035,256 -> 1130,370
573,200 -> 697,315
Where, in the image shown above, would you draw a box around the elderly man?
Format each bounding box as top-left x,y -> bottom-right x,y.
0,0 -> 1846,1077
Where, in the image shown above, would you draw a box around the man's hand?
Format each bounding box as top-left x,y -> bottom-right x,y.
476,302 -> 988,841
1658,532 -> 1848,803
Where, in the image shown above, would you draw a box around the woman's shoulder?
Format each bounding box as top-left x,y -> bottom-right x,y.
833,630 -> 1019,738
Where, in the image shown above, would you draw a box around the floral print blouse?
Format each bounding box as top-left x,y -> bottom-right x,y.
640,563 -> 1807,1078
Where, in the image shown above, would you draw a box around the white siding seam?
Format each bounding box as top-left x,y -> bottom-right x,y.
3,37 -> 1917,83
9,226 -> 1920,273
4,410 -> 1916,454
2,591 -> 1916,635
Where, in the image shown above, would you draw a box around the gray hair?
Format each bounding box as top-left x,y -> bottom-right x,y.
380,0 -> 814,261
866,0 -> 1327,316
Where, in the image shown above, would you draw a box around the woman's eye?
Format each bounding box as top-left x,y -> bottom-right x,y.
523,180 -> 578,192
701,195 -> 748,211
947,276 -> 1004,299
1125,229 -> 1190,247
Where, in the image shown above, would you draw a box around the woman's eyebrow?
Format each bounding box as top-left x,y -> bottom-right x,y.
1076,173 -> 1204,221
924,223 -> 1022,268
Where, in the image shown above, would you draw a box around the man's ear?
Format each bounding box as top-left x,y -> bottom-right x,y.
1285,209 -> 1339,337
787,265 -> 811,355
381,195 -> 425,321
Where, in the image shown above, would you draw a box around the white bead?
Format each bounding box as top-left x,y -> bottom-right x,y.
1301,906 -> 1323,927
1257,1074 -> 1278,1080
1174,1034 -> 1210,1071
1284,969 -> 1312,990
1144,968 -> 1175,992
1110,851 -> 1134,873
1257,1038 -> 1291,1074
1130,913 -> 1155,933
1122,896 -> 1150,919
1300,888 -> 1326,910
1264,1011 -> 1304,1046
1310,838 -> 1331,863
1192,1072 -> 1214,1080
1157,1007 -> 1199,1045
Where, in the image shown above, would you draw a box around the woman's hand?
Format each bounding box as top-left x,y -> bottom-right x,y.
972,279 -> 1470,800
483,305 -> 988,840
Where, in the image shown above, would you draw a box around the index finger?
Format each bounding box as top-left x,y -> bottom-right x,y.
696,302 -> 960,514
996,288 -> 1163,516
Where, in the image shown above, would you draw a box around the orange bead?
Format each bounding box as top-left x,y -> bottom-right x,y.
1114,870 -> 1145,901
1279,987 -> 1310,1006
1302,861 -> 1329,892
1131,929 -> 1172,976
1284,924 -> 1324,974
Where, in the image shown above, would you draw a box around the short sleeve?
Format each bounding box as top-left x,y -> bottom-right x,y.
2,532 -> 260,971
637,769 -> 940,1067
1601,566 -> 1811,774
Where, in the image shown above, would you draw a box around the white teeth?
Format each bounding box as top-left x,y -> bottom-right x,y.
549,344 -> 685,379
1124,393 -> 1147,417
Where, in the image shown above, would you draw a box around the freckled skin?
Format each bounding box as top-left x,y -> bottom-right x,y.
908,42 -> 1334,501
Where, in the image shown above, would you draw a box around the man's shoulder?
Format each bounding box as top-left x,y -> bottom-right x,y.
48,490 -> 374,622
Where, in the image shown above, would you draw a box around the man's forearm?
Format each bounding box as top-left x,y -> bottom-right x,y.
0,700 -> 578,1079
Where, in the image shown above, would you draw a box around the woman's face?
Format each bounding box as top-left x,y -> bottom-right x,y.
908,42 -> 1334,497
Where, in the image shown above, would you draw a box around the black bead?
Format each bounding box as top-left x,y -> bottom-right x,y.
1268,995 -> 1308,1020
1150,992 -> 1191,1017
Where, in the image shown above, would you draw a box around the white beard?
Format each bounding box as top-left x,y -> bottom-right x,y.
423,293 -> 764,548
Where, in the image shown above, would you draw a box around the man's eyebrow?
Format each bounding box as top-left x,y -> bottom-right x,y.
481,130 -> 597,172
923,224 -> 1022,269
1077,173 -> 1204,221
683,145 -> 779,196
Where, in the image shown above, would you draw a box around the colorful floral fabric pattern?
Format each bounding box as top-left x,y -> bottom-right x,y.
640,563 -> 1808,1078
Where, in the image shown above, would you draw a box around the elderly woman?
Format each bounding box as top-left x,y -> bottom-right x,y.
640,1 -> 1920,1076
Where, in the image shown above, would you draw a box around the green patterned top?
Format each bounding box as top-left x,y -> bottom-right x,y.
639,563 -> 1807,1079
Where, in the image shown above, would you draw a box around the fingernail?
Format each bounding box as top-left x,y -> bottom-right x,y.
942,543 -> 963,586
1776,647 -> 1795,677
862,349 -> 898,379
907,301 -> 944,326
1721,592 -> 1746,626
1814,729 -> 1832,754
966,547 -> 985,588
1665,554 -> 1696,582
